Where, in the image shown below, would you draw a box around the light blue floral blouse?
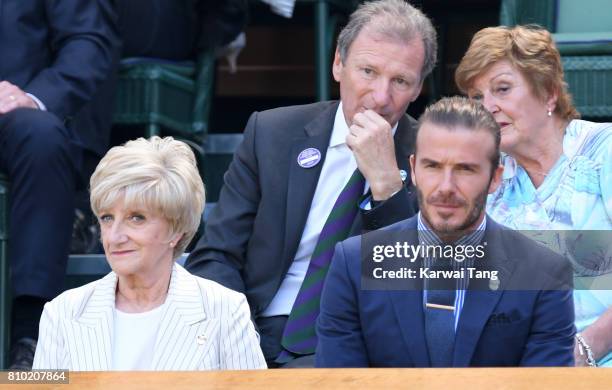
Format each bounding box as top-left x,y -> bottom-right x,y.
487,119 -> 612,365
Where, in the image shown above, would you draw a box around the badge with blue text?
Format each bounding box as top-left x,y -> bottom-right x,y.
297,148 -> 321,168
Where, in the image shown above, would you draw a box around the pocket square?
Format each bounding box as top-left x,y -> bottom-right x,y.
487,313 -> 513,325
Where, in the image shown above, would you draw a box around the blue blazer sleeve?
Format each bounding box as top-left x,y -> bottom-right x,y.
520,288 -> 575,366
24,0 -> 120,120
316,240 -> 370,367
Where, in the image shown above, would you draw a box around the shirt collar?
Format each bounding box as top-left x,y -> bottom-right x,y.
329,102 -> 399,148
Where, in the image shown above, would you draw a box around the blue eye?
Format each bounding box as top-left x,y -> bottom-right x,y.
99,214 -> 112,223
129,214 -> 145,222
393,78 -> 411,90
361,67 -> 376,78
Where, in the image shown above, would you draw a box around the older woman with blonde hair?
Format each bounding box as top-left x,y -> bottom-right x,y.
456,25 -> 612,366
33,136 -> 266,370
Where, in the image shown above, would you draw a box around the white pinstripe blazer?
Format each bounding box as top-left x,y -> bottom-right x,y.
33,263 -> 267,370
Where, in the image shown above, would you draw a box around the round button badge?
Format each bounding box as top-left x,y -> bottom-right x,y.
297,148 -> 322,168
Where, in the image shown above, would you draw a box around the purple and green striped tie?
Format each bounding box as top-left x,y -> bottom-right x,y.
278,169 -> 365,360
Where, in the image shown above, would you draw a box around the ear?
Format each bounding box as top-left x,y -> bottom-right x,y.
169,232 -> 184,246
487,164 -> 504,194
332,49 -> 343,83
546,88 -> 559,113
409,154 -> 417,187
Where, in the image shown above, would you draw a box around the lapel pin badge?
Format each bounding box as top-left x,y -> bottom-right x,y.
297,148 -> 321,168
196,335 -> 206,345
489,278 -> 500,291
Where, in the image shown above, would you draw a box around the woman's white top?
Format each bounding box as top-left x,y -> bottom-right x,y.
112,301 -> 167,370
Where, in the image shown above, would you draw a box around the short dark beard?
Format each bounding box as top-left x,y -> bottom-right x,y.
417,183 -> 490,241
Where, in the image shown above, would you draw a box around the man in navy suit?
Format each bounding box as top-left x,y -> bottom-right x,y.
316,96 -> 575,367
0,0 -> 119,368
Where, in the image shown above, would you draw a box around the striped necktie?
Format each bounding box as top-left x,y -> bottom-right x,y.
278,169 -> 365,360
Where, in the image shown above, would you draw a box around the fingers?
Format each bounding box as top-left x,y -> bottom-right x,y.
352,110 -> 390,131
0,81 -> 37,114
0,98 -> 20,114
0,81 -> 16,101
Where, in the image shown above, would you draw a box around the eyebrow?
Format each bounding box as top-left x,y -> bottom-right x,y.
396,73 -> 417,83
455,162 -> 481,171
419,157 -> 439,165
469,72 -> 514,94
354,56 -> 416,80
490,71 -> 514,82
419,158 -> 481,170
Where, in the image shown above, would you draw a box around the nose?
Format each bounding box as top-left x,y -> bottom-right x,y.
437,169 -> 456,194
481,92 -> 499,114
370,78 -> 392,108
104,220 -> 128,246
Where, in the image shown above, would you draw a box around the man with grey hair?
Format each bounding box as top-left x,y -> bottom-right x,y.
186,0 -> 437,367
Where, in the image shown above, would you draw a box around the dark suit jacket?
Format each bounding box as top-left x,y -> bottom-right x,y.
316,215 -> 576,367
186,101 -> 419,316
0,0 -> 120,157
118,0 -> 247,60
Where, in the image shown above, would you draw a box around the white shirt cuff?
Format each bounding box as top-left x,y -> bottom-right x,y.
26,93 -> 47,111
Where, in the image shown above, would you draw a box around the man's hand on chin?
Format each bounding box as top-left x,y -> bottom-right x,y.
346,109 -> 402,201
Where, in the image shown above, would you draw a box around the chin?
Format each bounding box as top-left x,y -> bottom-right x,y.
109,262 -> 138,276
430,219 -> 456,233
500,137 -> 519,155
431,215 -> 468,234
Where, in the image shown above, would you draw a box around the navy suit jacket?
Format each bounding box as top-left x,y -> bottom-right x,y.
316,215 -> 576,367
186,101 -> 419,317
0,0 -> 120,157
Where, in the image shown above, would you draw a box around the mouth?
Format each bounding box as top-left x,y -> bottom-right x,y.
497,122 -> 511,131
110,249 -> 135,256
430,203 -> 462,211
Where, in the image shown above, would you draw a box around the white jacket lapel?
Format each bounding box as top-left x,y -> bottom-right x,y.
151,264 -> 214,370
66,272 -> 116,370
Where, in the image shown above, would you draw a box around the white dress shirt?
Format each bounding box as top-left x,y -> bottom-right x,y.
262,103 -> 398,316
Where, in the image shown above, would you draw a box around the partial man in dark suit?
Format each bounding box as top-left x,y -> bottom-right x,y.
116,0 -> 247,60
0,0 -> 120,369
186,0 -> 437,367
316,96 -> 575,367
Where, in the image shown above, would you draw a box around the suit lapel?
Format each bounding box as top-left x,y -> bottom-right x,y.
67,272 -> 116,370
283,102 -> 338,264
386,221 -> 430,367
453,218 -> 516,366
388,290 -> 430,367
394,115 -> 417,174
151,264 -> 211,370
